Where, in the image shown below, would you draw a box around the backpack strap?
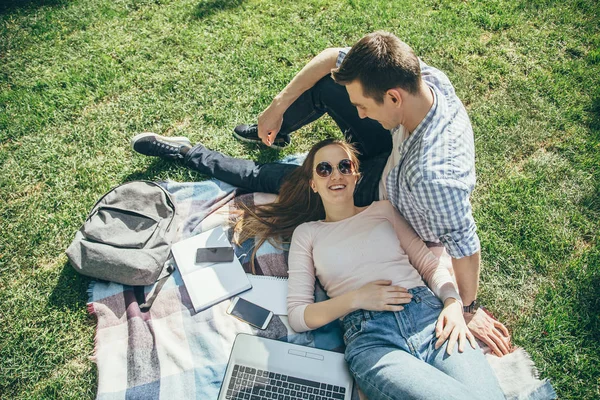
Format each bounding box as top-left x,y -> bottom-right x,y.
135,262 -> 176,312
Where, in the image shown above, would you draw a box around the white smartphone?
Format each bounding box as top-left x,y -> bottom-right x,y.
226,297 -> 274,330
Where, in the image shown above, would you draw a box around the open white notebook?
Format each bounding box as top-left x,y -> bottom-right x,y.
239,274 -> 288,315
171,226 -> 251,313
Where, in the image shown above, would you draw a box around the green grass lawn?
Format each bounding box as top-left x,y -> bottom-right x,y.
1,0 -> 598,398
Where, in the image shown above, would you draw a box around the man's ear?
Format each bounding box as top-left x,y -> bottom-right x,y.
387,88 -> 403,107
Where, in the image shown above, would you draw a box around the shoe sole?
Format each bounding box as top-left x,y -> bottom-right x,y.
130,132 -> 192,150
232,130 -> 290,150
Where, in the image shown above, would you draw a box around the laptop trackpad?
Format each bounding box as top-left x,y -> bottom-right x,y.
306,352 -> 324,360
288,349 -> 325,361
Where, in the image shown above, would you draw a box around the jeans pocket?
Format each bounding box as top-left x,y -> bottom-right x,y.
416,290 -> 443,310
343,316 -> 365,346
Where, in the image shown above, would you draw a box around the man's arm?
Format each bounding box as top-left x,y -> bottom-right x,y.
451,251 -> 480,305
257,47 -> 342,146
452,252 -> 512,356
413,179 -> 512,356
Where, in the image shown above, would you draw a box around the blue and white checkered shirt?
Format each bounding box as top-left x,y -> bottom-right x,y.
338,50 -> 480,258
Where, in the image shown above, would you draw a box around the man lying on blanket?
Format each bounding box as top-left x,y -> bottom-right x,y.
131,31 -> 512,356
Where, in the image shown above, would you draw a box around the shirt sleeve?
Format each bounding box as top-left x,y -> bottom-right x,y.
335,47 -> 352,68
384,201 -> 461,303
287,224 -> 317,332
413,179 -> 480,258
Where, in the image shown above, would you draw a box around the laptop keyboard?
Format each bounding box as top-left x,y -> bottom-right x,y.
225,363 -> 347,400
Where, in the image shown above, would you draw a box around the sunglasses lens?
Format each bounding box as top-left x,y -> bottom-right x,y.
339,159 -> 354,175
316,162 -> 333,177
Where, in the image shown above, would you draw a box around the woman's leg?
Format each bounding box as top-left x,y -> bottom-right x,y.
348,343 -> 486,400
424,324 -> 506,400
411,288 -> 505,400
342,289 -> 505,400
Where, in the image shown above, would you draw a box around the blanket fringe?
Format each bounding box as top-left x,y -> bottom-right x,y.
86,281 -> 99,364
87,280 -> 96,304
517,346 -> 540,380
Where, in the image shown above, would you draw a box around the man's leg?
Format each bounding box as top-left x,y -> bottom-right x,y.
353,151 -> 389,207
183,144 -> 298,194
240,75 -> 392,159
184,141 -> 386,203
131,133 -> 298,194
285,75 -> 392,159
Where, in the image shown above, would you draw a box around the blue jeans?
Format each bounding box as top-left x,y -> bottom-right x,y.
342,286 -> 505,400
183,76 -> 391,207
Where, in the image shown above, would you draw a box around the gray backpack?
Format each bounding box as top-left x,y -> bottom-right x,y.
66,181 -> 180,309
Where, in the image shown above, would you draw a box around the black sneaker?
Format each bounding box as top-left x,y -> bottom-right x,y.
131,132 -> 192,159
233,124 -> 291,150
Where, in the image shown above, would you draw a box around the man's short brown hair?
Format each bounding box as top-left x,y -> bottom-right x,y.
331,31 -> 421,104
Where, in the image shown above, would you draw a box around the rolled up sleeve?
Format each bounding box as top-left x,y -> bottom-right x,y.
413,179 -> 480,258
335,47 -> 352,68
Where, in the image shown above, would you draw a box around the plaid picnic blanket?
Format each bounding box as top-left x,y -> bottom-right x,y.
88,179 -> 350,400
88,179 -> 555,400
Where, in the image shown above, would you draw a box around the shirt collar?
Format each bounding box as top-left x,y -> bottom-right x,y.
392,84 -> 438,150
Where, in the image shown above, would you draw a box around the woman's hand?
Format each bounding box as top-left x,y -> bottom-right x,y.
435,298 -> 477,355
351,280 -> 412,312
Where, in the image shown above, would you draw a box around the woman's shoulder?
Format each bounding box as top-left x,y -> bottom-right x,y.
369,200 -> 394,212
367,201 -> 402,222
292,221 -> 319,237
290,221 -> 321,249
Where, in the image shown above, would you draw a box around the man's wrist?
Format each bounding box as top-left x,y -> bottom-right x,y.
272,93 -> 291,110
463,299 -> 479,314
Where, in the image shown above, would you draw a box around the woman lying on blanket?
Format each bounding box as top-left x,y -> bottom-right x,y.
235,139 -> 505,400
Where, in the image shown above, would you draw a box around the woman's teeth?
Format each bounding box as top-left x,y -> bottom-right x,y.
329,185 -> 346,190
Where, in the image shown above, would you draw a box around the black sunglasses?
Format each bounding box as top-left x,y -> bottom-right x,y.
315,159 -> 355,178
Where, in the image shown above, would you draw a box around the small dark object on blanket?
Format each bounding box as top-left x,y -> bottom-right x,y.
195,246 -> 235,263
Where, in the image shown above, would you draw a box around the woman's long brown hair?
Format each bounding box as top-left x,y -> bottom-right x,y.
233,138 -> 360,273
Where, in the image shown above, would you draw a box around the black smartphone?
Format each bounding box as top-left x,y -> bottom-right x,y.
195,246 -> 235,263
226,297 -> 274,330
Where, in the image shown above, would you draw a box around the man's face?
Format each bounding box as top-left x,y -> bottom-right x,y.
346,80 -> 399,130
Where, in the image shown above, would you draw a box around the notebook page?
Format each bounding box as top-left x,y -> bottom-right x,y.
238,274 -> 288,315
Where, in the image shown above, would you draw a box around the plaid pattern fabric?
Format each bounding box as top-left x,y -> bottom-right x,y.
386,61 -> 479,258
336,47 -> 350,67
87,177 -> 551,400
88,178 -> 352,400
337,47 -> 479,258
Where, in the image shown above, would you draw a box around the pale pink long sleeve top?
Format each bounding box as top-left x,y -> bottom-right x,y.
287,200 -> 461,332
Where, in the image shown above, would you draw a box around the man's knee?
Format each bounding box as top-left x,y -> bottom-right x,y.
314,74 -> 348,99
254,163 -> 298,194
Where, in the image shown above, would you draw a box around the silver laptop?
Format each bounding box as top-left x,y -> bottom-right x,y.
218,333 -> 354,400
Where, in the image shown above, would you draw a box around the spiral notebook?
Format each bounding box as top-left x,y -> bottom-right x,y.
238,274 -> 288,315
